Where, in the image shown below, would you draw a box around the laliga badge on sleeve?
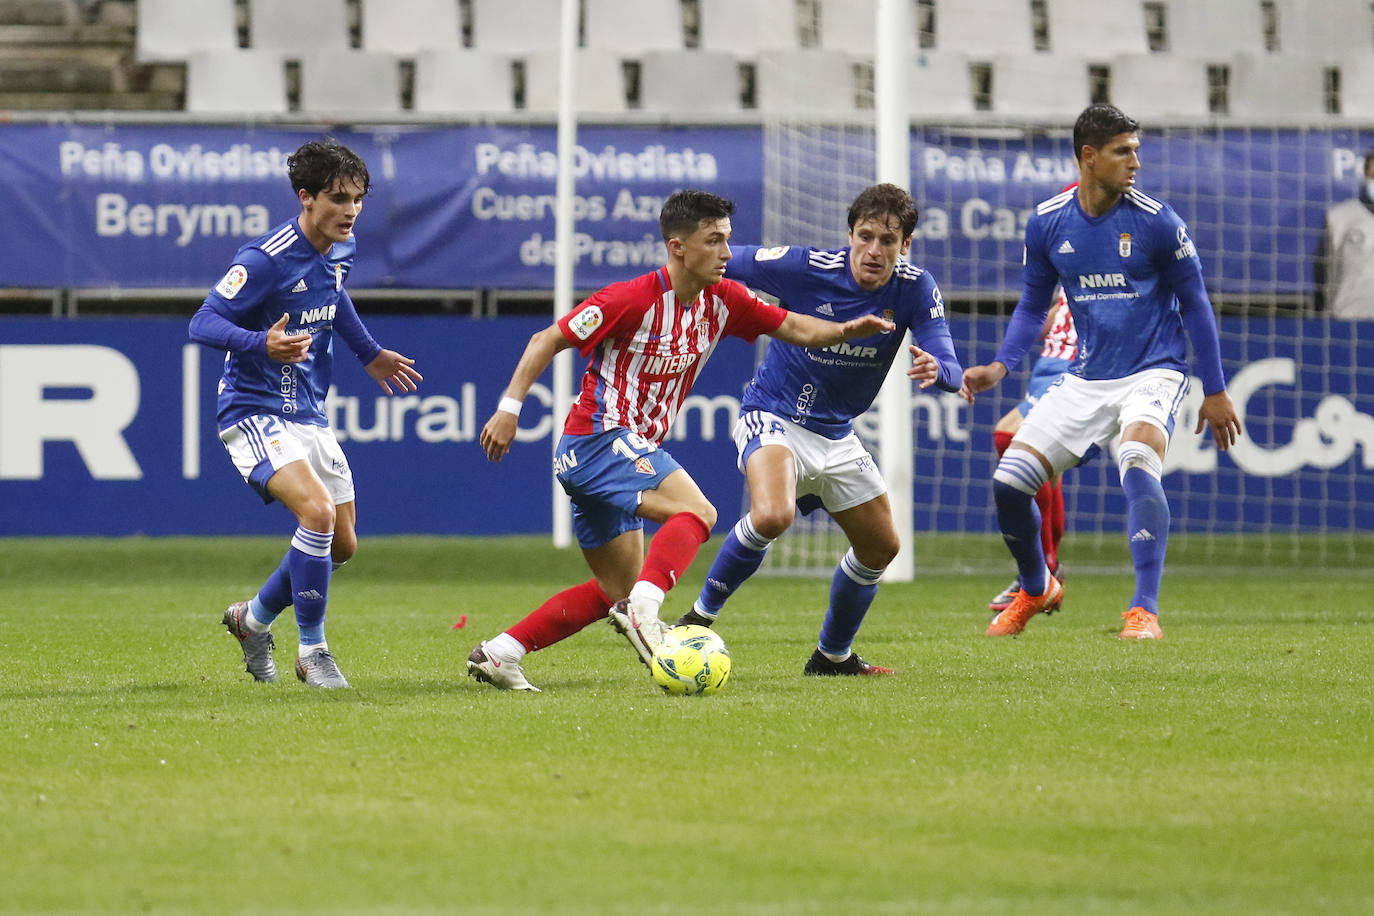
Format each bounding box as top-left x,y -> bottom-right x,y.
215,265 -> 248,299
568,304 -> 604,341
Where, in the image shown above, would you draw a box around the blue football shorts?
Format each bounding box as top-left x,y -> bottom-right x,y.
554,428 -> 683,549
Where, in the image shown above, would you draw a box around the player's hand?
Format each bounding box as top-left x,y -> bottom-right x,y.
841,314 -> 896,339
365,349 -> 423,395
480,412 -> 518,462
266,313 -> 312,363
905,344 -> 940,389
959,362 -> 1008,402
1196,390 -> 1243,451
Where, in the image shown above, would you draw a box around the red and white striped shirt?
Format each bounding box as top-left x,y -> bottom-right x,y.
1038,288 -> 1079,362
560,267 -> 787,444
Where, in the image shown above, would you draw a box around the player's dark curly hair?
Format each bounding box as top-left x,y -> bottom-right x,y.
288,139 -> 371,197
660,189 -> 735,242
1073,104 -> 1140,162
847,183 -> 919,239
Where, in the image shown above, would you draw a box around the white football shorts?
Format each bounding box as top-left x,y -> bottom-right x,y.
219,414 -> 355,505
733,409 -> 886,515
1014,368 -> 1189,475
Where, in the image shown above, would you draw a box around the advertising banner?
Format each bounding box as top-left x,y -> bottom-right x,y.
3,123 -> 1371,296
1,317 -> 1368,536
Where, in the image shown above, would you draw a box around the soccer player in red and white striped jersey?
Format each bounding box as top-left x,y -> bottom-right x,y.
466,189 -> 894,690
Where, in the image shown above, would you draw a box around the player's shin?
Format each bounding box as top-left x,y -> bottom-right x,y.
695,514 -> 774,618
817,549 -> 883,659
288,526 -> 334,645
993,454 -> 1052,596
639,511 -> 712,600
1120,443 -> 1168,615
506,579 -> 613,651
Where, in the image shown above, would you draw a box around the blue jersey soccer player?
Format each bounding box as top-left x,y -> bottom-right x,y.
190,139 -> 421,687
676,183 -> 966,675
962,104 -> 1242,640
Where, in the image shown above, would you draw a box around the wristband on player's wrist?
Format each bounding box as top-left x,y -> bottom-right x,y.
497,396 -> 523,417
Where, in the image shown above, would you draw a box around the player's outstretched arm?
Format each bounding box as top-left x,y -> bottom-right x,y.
772,312 -> 895,348
1195,390 -> 1242,452
365,349 -> 422,395
959,362 -> 1009,402
480,323 -> 574,463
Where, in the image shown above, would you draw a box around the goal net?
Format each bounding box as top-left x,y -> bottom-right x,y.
758,109 -> 1374,575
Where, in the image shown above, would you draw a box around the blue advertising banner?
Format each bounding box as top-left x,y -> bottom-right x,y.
2,123 -> 1371,296
1,316 -> 1369,536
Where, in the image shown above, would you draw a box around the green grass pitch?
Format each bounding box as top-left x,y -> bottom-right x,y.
2,535 -> 1372,914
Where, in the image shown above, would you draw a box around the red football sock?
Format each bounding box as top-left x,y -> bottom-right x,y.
1049,477 -> 1066,569
994,429 -> 1015,459
507,579 -> 612,651
638,512 -> 711,593
1035,482 -> 1056,572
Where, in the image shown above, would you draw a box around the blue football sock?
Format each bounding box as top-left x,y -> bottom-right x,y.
694,515 -> 773,618
251,553 -> 293,626
1122,466 -> 1170,615
817,549 -> 884,658
288,526 -> 334,646
994,479 -> 1049,596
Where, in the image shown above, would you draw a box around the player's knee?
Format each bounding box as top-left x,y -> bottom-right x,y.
749,505 -> 794,540
1118,440 -> 1163,480
297,497 -> 336,534
332,531 -> 357,564
692,501 -> 718,532
855,538 -> 899,571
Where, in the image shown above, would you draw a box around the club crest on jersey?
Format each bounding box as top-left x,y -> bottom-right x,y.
1118,233 -> 1132,258
754,246 -> 790,261
334,263 -> 343,290
1174,226 -> 1197,261
216,264 -> 248,299
568,304 -> 604,340
634,456 -> 655,475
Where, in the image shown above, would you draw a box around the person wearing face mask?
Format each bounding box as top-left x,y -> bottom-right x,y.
1314,150 -> 1374,318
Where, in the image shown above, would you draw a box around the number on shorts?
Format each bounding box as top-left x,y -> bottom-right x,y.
611,432 -> 655,462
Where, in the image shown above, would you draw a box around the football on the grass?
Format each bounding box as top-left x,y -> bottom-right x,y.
650,625 -> 731,695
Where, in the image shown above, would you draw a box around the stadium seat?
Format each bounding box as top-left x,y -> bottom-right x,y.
907,50 -> 975,118
818,0 -> 904,55
523,51 -> 627,114
184,49 -> 288,113
990,54 -> 1091,121
413,49 -> 515,113
298,50 -> 402,115
1338,54 -> 1374,119
470,0 -> 561,51
755,48 -> 864,114
1044,0 -> 1148,58
696,0 -> 801,56
583,0 -> 684,53
1227,52 -> 1327,119
136,0 -> 238,63
1162,0 -> 1265,57
1108,54 -> 1211,122
639,50 -> 741,115
249,0 -> 350,53
360,0 -> 461,54
934,0 -> 1034,56
1273,0 -> 1374,62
